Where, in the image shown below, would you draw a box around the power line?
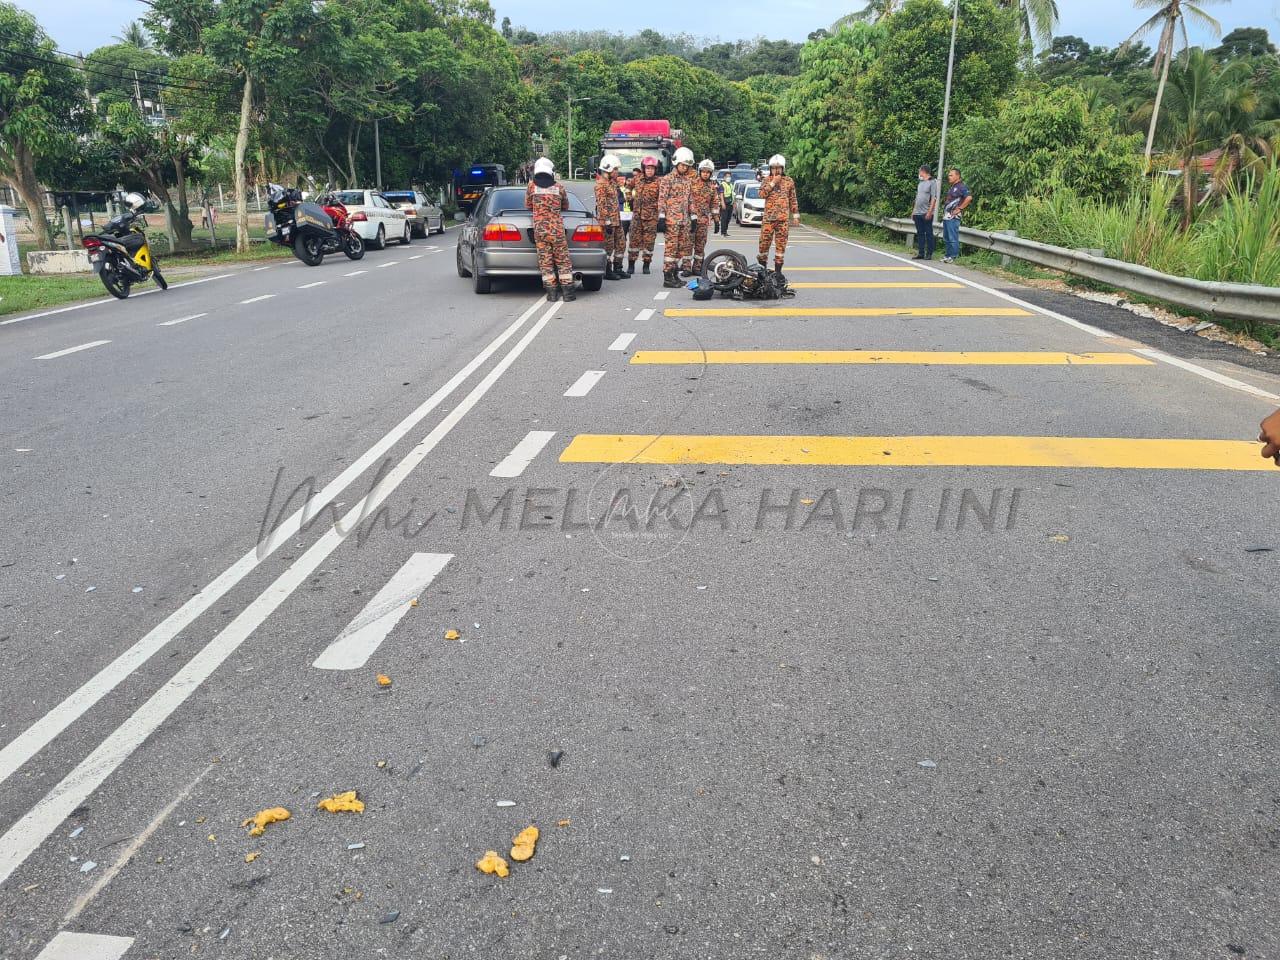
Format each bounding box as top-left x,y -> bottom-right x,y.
0,35 -> 238,95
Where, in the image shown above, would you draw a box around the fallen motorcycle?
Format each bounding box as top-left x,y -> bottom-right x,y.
696,248 -> 794,300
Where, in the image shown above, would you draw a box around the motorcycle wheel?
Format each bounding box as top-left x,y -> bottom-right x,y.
293,234 -> 325,266
342,232 -> 365,261
153,266 -> 168,290
703,248 -> 748,291
99,261 -> 131,299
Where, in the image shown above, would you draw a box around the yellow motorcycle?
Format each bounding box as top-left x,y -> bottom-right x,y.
81,191 -> 167,299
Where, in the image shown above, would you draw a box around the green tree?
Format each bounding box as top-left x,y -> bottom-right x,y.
951,85 -> 1144,220
996,0 -> 1058,47
0,2 -> 89,248
1125,0 -> 1226,165
780,23 -> 887,208
1210,26 -> 1276,61
116,21 -> 153,50
849,0 -> 1021,213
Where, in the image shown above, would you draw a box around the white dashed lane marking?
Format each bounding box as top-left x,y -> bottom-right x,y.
34,340 -> 110,360
491,430 -> 557,478
313,553 -> 454,671
564,370 -> 605,398
608,332 -> 636,351
158,313 -> 207,327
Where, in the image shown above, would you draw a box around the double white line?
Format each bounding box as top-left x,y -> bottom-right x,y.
0,296 -> 562,886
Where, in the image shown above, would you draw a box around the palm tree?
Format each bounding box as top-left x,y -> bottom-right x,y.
998,0 -> 1060,47
115,21 -> 151,50
832,0 -> 902,29
1124,0 -> 1225,166
1145,49 -> 1265,226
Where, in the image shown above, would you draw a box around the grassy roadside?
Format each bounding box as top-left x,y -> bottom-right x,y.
2,238 -> 292,318
807,213 -> 1280,351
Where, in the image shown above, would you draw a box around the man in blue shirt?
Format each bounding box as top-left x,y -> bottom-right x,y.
941,168 -> 971,264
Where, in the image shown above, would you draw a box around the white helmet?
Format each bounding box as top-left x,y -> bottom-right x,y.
769,154 -> 786,169
698,159 -> 715,172
533,157 -> 554,176
599,154 -> 621,173
673,147 -> 694,167
121,191 -> 147,212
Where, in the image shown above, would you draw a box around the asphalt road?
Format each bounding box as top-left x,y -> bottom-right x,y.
2,212 -> 1279,960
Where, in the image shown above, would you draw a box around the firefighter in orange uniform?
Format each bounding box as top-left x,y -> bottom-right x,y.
758,153 -> 800,274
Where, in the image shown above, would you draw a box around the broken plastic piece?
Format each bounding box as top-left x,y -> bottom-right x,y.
244,851 -> 260,863
376,674 -> 392,687
444,629 -> 460,640
510,825 -> 539,862
347,842 -> 365,851
317,791 -> 364,814
548,750 -> 564,768
476,850 -> 509,877
557,819 -> 571,828
79,861 -> 97,873
495,800 -> 516,808
242,807 -> 291,837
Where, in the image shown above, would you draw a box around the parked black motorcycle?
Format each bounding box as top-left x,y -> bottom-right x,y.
80,191 -> 167,299
263,183 -> 362,266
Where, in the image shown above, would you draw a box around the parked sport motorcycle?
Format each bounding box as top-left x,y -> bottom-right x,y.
81,191 -> 167,299
264,183 -> 362,266
313,190 -> 365,261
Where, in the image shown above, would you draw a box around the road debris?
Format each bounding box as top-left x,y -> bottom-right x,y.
79,861 -> 97,873
619,854 -> 631,862
379,911 -> 399,924
376,674 -> 392,687
244,852 -> 260,864
495,800 -> 516,808
557,819 -> 570,828
346,842 -> 365,851
317,791 -> 364,814
444,629 -> 460,640
548,749 -> 564,768
207,834 -> 217,842
69,827 -> 83,839
597,888 -> 613,894
476,850 -> 509,877
510,826 -> 539,862
1049,534 -> 1070,543
917,759 -> 937,768
242,807 -> 291,837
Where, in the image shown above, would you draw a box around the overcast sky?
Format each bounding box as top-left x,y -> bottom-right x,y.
11,0 -> 1278,56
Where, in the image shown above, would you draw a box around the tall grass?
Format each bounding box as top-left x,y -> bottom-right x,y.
1193,165 -> 1280,287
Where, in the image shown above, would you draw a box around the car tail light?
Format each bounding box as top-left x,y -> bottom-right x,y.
483,223 -> 522,242
402,207 -> 416,216
349,211 -> 367,222
573,224 -> 605,242
82,237 -> 102,250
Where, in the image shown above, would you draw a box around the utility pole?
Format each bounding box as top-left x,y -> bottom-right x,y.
935,0 -> 960,215
374,118 -> 382,191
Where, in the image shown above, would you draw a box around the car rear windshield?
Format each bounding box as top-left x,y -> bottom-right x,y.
488,187 -> 588,216
333,191 -> 365,205
381,191 -> 415,203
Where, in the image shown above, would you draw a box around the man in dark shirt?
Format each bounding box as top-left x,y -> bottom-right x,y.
941,168 -> 972,264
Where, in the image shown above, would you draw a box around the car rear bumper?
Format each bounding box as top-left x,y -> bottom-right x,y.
476,247 -> 607,277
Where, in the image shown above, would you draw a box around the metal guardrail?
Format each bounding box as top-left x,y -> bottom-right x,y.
828,206 -> 1280,325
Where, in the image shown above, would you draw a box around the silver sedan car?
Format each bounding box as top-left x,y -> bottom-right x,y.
455,185 -> 608,294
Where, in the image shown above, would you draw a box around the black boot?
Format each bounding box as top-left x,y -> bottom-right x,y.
642,261 -> 651,275
561,281 -> 577,302
615,259 -> 630,279
663,269 -> 681,289
627,259 -> 637,277
775,263 -> 784,277
757,256 -> 768,267
692,259 -> 703,276
604,263 -> 620,280
546,284 -> 561,302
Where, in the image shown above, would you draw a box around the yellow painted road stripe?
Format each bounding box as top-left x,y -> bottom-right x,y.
629,350 -> 1153,366
560,434 -> 1270,471
789,281 -> 964,289
786,266 -> 922,271
665,307 -> 1033,318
